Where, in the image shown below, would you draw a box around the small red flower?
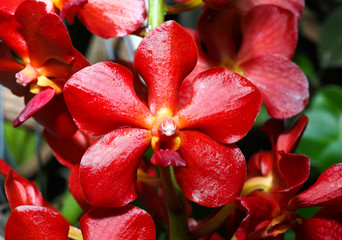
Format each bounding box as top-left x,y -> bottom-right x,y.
233,116 -> 342,239
0,1 -> 90,137
181,5 -> 308,119
64,21 -> 262,208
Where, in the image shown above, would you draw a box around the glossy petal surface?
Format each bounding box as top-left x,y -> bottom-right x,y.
13,88 -> 55,127
174,130 -> 246,207
80,205 -> 156,240
288,164 -> 342,211
80,128 -> 151,207
69,165 -> 92,211
76,0 -> 146,38
15,1 -> 75,67
240,55 -> 308,119
64,61 -> 153,136
237,5 -> 297,62
175,68 -> 261,144
5,206 -> 69,240
134,21 -> 197,114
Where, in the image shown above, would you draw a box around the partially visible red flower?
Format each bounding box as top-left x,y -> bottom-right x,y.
181,5 -> 308,119
53,0 -> 146,38
0,158 -> 156,240
0,0 -> 90,137
232,116 -> 342,239
64,21 -> 262,208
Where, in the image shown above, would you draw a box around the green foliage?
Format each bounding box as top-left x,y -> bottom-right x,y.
318,7 -> 342,68
297,86 -> 342,171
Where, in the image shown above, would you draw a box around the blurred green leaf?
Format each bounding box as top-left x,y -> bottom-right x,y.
60,190 -> 83,224
4,122 -> 37,166
297,86 -> 342,171
318,7 -> 342,68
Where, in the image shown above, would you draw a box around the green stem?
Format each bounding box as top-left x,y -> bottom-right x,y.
159,167 -> 191,240
148,0 -> 165,31
165,0 -> 204,15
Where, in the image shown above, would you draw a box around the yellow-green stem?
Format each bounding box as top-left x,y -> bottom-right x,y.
148,0 -> 165,31
159,167 -> 191,240
166,0 -> 204,15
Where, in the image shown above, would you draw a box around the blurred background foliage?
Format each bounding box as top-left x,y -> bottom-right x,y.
0,0 -> 341,238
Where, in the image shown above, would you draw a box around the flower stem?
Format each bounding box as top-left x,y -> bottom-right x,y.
165,0 -> 204,15
159,166 -> 191,240
148,0 -> 165,31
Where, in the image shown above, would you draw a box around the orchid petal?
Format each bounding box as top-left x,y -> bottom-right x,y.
134,21 -> 197,115
288,164 -> 342,211
69,165 -> 92,211
174,130 -> 246,207
0,10 -> 28,60
240,55 -> 308,119
197,7 -> 237,63
237,5 -> 297,62
13,88 -> 55,127
236,0 -> 304,20
0,42 -> 26,96
5,206 -> 69,240
80,128 -> 151,207
43,129 -> 91,168
235,197 -> 278,240
175,67 -> 261,144
80,205 -> 156,240
0,0 -> 54,15
64,61 -> 154,136
28,93 -> 78,138
75,0 -> 146,38
277,115 -> 308,153
15,1 -> 75,67
293,212 -> 342,240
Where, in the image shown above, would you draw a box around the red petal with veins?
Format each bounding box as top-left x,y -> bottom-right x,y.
0,10 -> 28,60
237,5 -> 297,62
28,93 -> 78,138
15,1 -> 75,67
235,197 -> 278,240
293,212 -> 342,240
0,42 -> 26,96
75,0 -> 146,38
5,206 -> 69,240
80,128 -> 151,207
80,206 -> 156,240
240,55 -> 309,119
175,68 -> 261,144
288,164 -> 342,211
197,7 -> 238,63
174,130 -> 246,207
151,149 -> 187,167
134,21 -> 197,115
0,0 -> 54,15
13,88 -> 55,127
64,61 -> 153,137
236,0 -> 304,20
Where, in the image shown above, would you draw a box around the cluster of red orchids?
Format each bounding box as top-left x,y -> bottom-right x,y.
0,0 -> 341,239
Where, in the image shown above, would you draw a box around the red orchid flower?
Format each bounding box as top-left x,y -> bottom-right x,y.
0,158 -> 156,240
180,5 -> 308,119
232,116 -> 342,239
0,0 -> 90,137
52,0 -> 146,38
64,20 -> 262,208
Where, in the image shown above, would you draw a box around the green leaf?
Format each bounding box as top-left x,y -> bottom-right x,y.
318,7 -> 342,68
60,190 -> 83,225
297,86 -> 342,171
